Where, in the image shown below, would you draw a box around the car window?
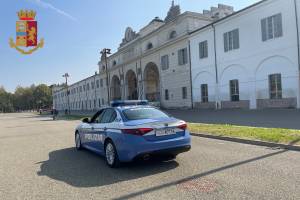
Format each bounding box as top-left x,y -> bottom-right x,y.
90,110 -> 105,123
100,109 -> 117,123
122,107 -> 169,120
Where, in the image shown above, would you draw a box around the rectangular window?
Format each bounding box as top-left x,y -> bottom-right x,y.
178,48 -> 188,65
199,40 -> 208,59
83,85 -> 86,91
161,55 -> 169,70
80,86 -> 82,92
100,79 -> 103,87
269,74 -> 282,99
91,82 -> 95,89
165,89 -> 169,100
261,13 -> 283,41
98,99 -> 101,107
201,84 -> 208,103
224,29 -> 239,52
230,80 -> 240,102
182,87 -> 187,99
96,80 -> 100,88
87,83 -> 90,91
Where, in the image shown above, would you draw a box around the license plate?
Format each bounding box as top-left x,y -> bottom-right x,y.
156,128 -> 176,136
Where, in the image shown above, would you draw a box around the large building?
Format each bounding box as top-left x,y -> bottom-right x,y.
190,0 -> 300,109
53,0 -> 300,112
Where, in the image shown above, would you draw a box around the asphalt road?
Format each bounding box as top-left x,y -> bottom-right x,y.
0,113 -> 299,200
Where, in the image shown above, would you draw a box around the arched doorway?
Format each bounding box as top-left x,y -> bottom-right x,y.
110,75 -> 121,100
125,70 -> 138,100
144,62 -> 160,102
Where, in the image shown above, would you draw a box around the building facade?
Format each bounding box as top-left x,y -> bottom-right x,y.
53,73 -> 102,113
53,0 -> 300,112
96,2 -> 233,109
190,0 -> 300,109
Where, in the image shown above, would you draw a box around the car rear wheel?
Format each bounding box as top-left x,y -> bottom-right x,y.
75,133 -> 82,150
105,141 -> 120,168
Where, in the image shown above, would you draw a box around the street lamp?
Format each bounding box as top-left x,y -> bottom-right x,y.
100,48 -> 111,105
62,73 -> 70,114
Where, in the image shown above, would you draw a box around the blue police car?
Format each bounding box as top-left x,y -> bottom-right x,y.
75,100 -> 191,168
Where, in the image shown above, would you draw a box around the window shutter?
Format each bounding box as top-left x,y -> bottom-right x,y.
224,33 -> 228,52
233,29 -> 239,49
199,43 -> 202,58
184,48 -> 188,64
274,13 -> 283,38
178,50 -> 182,65
261,18 -> 267,41
199,43 -> 203,58
267,17 -> 274,39
204,41 -> 208,58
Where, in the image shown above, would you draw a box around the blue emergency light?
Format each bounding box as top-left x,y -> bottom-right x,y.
111,100 -> 149,107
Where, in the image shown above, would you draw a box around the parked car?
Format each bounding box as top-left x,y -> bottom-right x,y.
75,100 -> 191,168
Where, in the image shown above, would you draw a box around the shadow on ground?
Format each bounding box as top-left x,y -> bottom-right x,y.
37,148 -> 179,187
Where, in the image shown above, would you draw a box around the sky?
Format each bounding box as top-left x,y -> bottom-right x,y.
0,0 -> 260,92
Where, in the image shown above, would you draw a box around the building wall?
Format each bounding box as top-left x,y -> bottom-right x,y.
190,0 -> 300,109
53,74 -> 104,112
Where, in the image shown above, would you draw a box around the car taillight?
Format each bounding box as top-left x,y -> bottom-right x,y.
122,128 -> 153,136
177,123 -> 187,130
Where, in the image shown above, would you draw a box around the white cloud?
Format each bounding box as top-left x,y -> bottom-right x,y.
28,0 -> 78,22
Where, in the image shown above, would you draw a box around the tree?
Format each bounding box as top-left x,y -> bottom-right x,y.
0,84 -> 53,113
33,84 -> 52,109
0,87 -> 14,113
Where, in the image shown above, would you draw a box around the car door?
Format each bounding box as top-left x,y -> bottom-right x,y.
91,108 -> 118,152
80,120 -> 93,146
82,111 -> 103,148
89,109 -> 107,152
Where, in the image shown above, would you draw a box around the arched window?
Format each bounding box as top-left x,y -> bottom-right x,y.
147,42 -> 153,50
169,31 -> 177,39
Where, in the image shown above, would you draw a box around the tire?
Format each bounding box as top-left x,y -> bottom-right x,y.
105,141 -> 120,168
75,132 -> 82,150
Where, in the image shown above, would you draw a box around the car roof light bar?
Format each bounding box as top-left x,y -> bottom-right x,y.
111,100 -> 149,107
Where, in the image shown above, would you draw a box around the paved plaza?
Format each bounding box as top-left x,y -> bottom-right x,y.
0,113 -> 299,199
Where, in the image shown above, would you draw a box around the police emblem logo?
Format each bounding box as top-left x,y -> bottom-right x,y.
9,10 -> 44,55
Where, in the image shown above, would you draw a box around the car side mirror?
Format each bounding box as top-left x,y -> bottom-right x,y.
82,118 -> 90,123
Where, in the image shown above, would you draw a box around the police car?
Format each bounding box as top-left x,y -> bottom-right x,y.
75,100 -> 191,168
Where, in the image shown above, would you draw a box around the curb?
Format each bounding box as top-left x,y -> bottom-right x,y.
191,133 -> 300,152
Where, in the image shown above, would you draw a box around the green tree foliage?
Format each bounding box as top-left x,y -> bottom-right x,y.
0,84 -> 52,113
0,87 -> 14,113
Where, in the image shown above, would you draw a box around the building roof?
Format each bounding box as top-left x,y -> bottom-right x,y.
190,0 -> 268,35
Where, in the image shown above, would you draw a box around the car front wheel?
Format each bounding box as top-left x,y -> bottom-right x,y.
105,141 -> 120,168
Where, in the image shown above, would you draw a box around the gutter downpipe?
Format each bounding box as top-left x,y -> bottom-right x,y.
294,0 -> 300,109
188,40 -> 194,109
213,24 -> 220,109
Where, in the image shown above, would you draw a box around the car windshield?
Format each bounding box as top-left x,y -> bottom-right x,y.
122,107 -> 169,120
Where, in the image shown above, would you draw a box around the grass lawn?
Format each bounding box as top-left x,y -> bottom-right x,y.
188,123 -> 300,146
